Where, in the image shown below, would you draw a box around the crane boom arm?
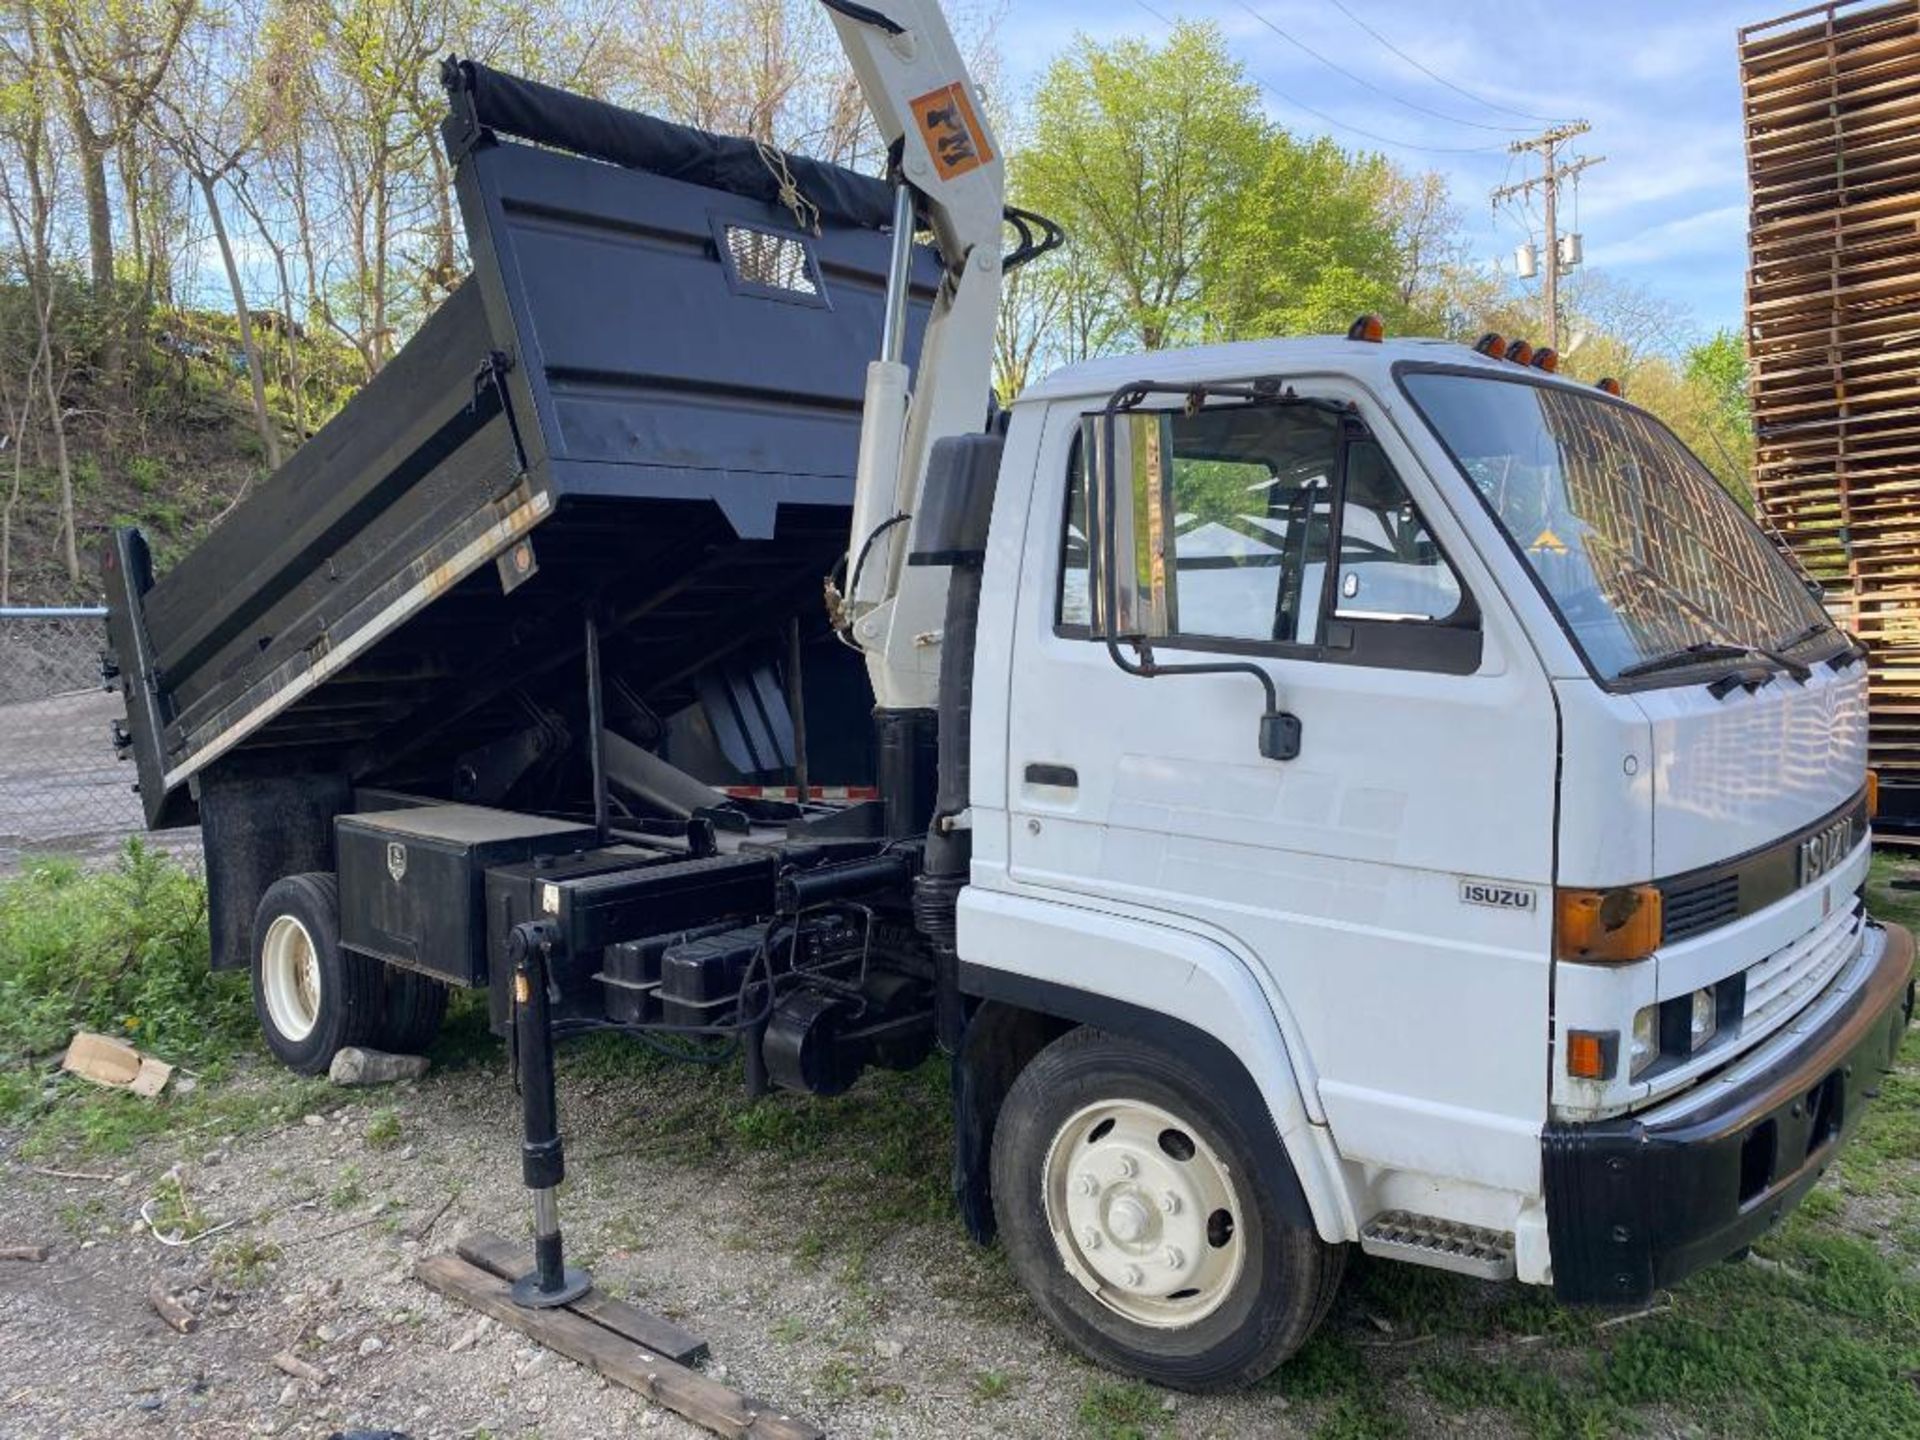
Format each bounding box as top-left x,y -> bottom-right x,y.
822,0 -> 1008,710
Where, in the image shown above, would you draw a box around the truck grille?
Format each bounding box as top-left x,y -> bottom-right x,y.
1743,897 -> 1864,1033
1663,874 -> 1740,944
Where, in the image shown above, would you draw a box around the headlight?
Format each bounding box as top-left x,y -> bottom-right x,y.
1630,1004 -> 1659,1079
1689,986 -> 1718,1051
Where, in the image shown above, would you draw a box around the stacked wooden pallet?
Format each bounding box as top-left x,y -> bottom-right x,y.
1742,0 -> 1920,829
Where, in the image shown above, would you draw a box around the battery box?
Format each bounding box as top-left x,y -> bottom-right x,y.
660,928 -> 765,1028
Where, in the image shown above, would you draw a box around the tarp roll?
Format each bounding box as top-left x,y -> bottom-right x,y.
443,57 -> 898,233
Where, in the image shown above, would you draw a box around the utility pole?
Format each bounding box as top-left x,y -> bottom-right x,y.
1491,122 -> 1604,350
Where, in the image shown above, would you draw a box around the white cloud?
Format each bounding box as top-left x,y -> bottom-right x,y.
1590,202 -> 1747,268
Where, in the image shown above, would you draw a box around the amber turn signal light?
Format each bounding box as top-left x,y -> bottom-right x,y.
1348,313 -> 1385,343
1555,885 -> 1662,963
1566,1029 -> 1620,1080
1867,769 -> 1879,818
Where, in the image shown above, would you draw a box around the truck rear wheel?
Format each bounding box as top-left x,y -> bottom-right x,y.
250,873 -> 382,1075
990,1027 -> 1340,1391
377,968 -> 449,1055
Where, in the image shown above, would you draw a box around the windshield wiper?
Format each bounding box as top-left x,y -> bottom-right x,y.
1773,619 -> 1833,651
1615,642 -> 1756,680
1588,547 -> 1816,683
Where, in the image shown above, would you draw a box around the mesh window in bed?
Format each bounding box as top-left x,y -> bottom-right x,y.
721,225 -> 821,299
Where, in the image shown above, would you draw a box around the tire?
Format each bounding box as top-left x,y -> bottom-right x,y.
376,967 -> 449,1055
990,1026 -> 1342,1391
250,872 -> 383,1075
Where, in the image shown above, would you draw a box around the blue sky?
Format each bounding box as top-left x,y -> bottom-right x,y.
997,0 -> 1758,341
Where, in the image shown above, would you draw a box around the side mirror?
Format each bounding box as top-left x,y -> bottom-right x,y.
1083,411 -> 1174,642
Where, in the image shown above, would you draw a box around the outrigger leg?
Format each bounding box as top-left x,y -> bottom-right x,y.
506,920 -> 592,1308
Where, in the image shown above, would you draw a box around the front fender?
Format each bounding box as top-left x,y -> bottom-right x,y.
956,885 -> 1353,1243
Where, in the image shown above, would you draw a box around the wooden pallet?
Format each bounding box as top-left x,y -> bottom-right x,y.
416,1234 -> 822,1440
1743,0 -> 1920,827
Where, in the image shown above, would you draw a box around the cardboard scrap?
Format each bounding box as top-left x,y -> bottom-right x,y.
61,1032 -> 174,1098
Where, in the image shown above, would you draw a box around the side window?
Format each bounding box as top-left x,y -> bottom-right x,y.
1060,441 -> 1092,628
1058,406 -> 1475,658
1058,407 -> 1339,645
1332,440 -> 1465,623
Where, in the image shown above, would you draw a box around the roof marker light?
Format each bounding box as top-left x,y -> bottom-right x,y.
1506,339 -> 1535,366
1597,376 -> 1623,397
1473,332 -> 1507,360
1532,347 -> 1559,373
1347,313 -> 1385,343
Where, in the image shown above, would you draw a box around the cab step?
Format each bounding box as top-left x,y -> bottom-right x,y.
1359,1211 -> 1516,1280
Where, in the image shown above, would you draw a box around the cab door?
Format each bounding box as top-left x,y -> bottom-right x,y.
1000,382 -> 1560,1195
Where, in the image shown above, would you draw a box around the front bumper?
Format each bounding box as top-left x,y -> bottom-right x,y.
1542,920 -> 1915,1304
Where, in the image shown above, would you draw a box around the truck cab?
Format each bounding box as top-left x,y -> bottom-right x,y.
945,331 -> 1913,1384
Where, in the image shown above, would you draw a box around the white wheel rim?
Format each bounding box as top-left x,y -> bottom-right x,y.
261,914 -> 323,1043
1041,1098 -> 1247,1328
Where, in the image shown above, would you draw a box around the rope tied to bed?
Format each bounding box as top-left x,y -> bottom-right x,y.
753,139 -> 822,235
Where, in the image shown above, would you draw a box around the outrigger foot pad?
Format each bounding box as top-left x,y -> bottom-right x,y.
511,1266 -> 593,1309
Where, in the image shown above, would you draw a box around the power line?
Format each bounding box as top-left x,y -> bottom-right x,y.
1131,0 -> 1511,158
1231,1 -> 1533,134
1322,0 -> 1572,125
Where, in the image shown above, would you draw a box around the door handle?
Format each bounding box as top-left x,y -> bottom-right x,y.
1024,763 -> 1078,789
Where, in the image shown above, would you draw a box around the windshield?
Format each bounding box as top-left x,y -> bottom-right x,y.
1401,371 -> 1832,683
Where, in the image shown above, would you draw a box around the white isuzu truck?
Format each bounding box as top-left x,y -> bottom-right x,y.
105,0 -> 1914,1393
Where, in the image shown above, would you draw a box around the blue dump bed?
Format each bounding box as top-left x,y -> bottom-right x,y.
105,61 -> 937,830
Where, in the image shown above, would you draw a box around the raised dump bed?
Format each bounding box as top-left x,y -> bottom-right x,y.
104,60 -> 938,965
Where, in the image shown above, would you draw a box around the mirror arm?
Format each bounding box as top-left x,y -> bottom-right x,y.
1104,639 -> 1302,762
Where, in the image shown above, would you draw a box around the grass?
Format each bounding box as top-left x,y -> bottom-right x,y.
0,847 -> 357,1161
0,844 -> 247,1068
1077,1378 -> 1169,1439
212,1235 -> 283,1288
364,1107 -> 403,1149
329,1166 -> 366,1210
972,1368 -> 1015,1402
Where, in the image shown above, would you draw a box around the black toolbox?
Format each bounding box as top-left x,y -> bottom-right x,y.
337,805 -> 594,985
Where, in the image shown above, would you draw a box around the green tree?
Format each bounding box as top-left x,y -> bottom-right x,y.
1202,136 -> 1401,340
1685,329 -> 1749,427
1016,22 -> 1267,351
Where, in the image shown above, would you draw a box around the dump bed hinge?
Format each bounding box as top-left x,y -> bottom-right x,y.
474,349 -> 528,477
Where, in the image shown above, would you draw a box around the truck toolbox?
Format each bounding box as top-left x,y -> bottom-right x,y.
103,59 -> 939,833
336,805 -> 596,985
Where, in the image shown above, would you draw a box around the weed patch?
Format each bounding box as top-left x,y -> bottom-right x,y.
1077,1377 -> 1168,1439
0,845 -> 247,1073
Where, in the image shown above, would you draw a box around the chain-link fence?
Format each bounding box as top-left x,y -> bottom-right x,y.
0,608 -> 202,872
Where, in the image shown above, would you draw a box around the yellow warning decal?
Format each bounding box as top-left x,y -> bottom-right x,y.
910,82 -> 993,181
1530,527 -> 1568,554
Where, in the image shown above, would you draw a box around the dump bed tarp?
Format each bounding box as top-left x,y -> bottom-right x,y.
105,63 -> 940,828
444,58 -> 897,233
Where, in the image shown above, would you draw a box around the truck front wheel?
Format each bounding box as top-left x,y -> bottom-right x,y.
250,873 -> 383,1075
990,1027 -> 1342,1390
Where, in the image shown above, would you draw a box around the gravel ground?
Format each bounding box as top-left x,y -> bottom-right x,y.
0,1044 -> 1337,1440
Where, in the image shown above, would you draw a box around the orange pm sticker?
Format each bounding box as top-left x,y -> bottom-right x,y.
910,81 -> 993,180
